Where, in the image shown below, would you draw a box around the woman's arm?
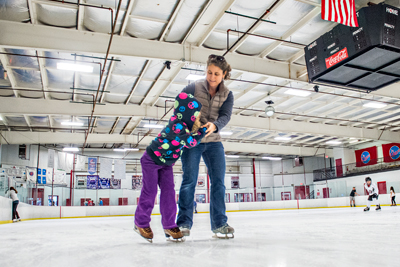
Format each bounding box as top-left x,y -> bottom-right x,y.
213,91 -> 234,132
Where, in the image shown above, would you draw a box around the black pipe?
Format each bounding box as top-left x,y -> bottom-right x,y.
224,11 -> 276,24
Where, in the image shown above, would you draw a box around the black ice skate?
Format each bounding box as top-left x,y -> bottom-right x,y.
164,227 -> 185,242
376,205 -> 381,211
364,207 -> 370,212
212,224 -> 234,239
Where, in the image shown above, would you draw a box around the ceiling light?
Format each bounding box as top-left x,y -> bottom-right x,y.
61,121 -> 84,126
143,124 -> 164,129
284,89 -> 312,97
113,149 -> 126,152
349,140 -> 359,144
57,63 -> 93,73
0,116 -> 3,121
220,131 -> 233,136
226,155 -> 240,158
186,74 -> 205,81
124,148 -> 139,151
265,100 -> 275,117
63,147 -> 79,152
263,157 -> 282,160
326,140 -> 342,145
274,136 -> 291,141
363,102 -> 387,109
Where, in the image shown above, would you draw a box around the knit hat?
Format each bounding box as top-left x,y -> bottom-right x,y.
173,92 -> 202,131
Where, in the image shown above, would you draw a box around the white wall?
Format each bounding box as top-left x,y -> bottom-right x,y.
272,156 -> 331,175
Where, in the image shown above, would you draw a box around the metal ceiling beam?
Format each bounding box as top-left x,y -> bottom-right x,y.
77,0 -> 85,31
159,0 -> 184,41
228,0 -> 288,52
125,60 -> 151,104
27,0 -> 38,24
36,50 -> 50,99
0,49 -> 18,98
0,131 -> 333,157
120,0 -> 136,36
259,7 -> 320,58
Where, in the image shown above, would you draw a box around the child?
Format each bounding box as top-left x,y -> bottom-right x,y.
390,186 -> 396,206
7,187 -> 21,222
364,177 -> 381,211
349,187 -> 360,207
134,92 -> 205,243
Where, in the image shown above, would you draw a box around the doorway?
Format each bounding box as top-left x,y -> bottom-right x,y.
295,186 -> 310,199
377,181 -> 387,194
323,187 -> 330,198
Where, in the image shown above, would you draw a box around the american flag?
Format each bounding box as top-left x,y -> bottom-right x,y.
321,0 -> 359,27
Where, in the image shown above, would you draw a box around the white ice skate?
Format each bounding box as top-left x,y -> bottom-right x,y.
179,226 -> 191,237
212,224 -> 234,239
164,227 -> 185,242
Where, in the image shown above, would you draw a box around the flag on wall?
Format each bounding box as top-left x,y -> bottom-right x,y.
321,0 -> 359,27
382,143 -> 400,162
355,146 -> 378,167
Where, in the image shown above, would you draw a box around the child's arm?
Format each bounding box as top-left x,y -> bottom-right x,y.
177,125 -> 206,149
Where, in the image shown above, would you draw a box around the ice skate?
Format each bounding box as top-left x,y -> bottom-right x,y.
364,207 -> 370,212
376,205 -> 381,211
12,219 -> 17,223
134,225 -> 153,243
212,224 -> 234,239
179,226 -> 191,237
164,227 -> 185,242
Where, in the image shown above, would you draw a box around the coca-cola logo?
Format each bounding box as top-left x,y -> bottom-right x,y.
325,48 -> 348,69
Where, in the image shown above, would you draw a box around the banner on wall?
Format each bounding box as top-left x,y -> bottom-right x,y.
231,176 -> 239,189
382,143 -> 400,163
88,157 -> 97,175
197,175 -> 205,187
98,178 -> 110,189
114,160 -> 126,180
132,175 -> 143,190
110,178 -> 121,189
100,158 -> 112,179
75,155 -> 86,171
87,175 -> 98,189
27,168 -> 36,183
48,149 -> 55,168
355,146 -> 378,167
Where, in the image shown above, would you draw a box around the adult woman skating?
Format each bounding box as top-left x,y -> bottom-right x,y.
177,54 -> 234,238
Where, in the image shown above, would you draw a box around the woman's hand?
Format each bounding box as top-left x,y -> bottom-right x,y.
201,122 -> 216,137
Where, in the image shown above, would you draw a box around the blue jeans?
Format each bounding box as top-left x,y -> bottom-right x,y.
177,142 -> 227,231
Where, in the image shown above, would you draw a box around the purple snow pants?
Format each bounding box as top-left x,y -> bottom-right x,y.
134,151 -> 178,229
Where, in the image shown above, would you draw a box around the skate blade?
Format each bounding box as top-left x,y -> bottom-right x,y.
166,237 -> 186,242
212,233 -> 234,239
134,227 -> 153,243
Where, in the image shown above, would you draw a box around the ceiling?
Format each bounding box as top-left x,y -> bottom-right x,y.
0,0 -> 399,158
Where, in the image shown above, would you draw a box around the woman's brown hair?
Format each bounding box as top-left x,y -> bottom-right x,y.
10,187 -> 18,194
207,54 -> 232,80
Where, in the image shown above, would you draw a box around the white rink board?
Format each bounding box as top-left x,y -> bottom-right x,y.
1,207 -> 400,267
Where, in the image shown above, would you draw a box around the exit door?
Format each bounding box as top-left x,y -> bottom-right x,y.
323,187 -> 330,198
295,186 -> 310,199
377,181 -> 387,194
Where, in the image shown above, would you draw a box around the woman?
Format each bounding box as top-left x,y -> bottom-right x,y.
9,187 -> 21,222
177,54 -> 234,238
390,186 -> 396,206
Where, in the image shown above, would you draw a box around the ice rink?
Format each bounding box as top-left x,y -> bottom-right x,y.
1,207 -> 399,267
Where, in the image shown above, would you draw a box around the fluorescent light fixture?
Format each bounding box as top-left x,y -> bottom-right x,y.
0,116 -> 2,121
186,74 -> 205,81
220,131 -> 233,136
349,140 -> 359,144
124,148 -> 139,151
274,136 -> 291,141
326,140 -> 342,145
57,63 -> 93,73
63,147 -> 79,152
61,121 -> 84,126
226,155 -> 240,158
143,124 -> 164,129
263,157 -> 282,161
113,149 -> 126,152
284,89 -> 312,97
363,102 -> 387,109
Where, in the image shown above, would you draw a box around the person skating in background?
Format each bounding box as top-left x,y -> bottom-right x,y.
8,187 -> 21,222
364,177 -> 381,211
99,198 -> 103,206
390,187 -> 396,206
193,200 -> 198,214
349,187 -> 360,207
134,92 -> 206,243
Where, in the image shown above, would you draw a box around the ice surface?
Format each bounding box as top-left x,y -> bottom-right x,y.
1,207 -> 399,267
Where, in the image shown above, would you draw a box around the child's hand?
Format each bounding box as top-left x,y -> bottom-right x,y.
201,122 -> 216,137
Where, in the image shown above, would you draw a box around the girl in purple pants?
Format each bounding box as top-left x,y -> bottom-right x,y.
134,92 -> 205,242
